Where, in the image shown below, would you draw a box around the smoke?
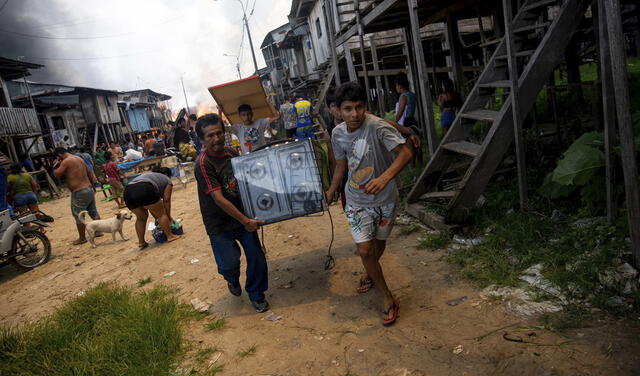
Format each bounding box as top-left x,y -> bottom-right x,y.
0,0 -> 291,111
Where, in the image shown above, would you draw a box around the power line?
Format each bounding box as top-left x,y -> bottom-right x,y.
20,50 -> 159,61
0,0 -> 9,15
0,9 -> 186,40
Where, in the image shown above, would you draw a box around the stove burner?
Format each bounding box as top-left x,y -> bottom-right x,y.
256,193 -> 274,210
249,162 -> 267,180
292,182 -> 312,202
287,152 -> 304,169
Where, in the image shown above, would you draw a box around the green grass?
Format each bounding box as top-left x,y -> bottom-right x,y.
444,182 -> 638,321
195,346 -> 220,364
204,318 -> 226,331
137,276 -> 153,287
417,230 -> 451,250
237,344 -> 257,358
0,283 -> 192,376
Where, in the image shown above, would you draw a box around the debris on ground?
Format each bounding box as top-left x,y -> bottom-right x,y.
279,281 -> 294,289
262,311 -> 283,322
46,271 -> 65,281
452,235 -> 483,246
446,296 -> 468,306
519,264 -> 565,300
164,271 -> 176,278
190,298 -> 212,313
598,261 -> 639,296
452,345 -> 463,354
480,285 -> 563,317
190,259 -> 200,264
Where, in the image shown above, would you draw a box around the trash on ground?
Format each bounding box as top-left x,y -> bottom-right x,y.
208,352 -> 221,366
262,311 -> 283,322
452,345 -> 463,354
190,298 -> 211,313
358,349 -> 365,353
190,259 -> 200,264
147,222 -> 156,231
520,264 -> 564,300
279,281 -> 294,289
446,296 -> 468,306
452,235 -> 483,246
46,271 -> 64,281
164,271 -> 176,278
480,285 -> 562,317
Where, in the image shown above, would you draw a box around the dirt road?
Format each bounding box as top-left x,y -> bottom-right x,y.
1,182 -> 639,375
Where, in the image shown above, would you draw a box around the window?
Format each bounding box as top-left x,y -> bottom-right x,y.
51,116 -> 65,130
315,18 -> 322,38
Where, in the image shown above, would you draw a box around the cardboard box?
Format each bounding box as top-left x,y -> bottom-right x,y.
208,76 -> 276,125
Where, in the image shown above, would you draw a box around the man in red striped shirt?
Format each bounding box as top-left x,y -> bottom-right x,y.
194,113 -> 270,313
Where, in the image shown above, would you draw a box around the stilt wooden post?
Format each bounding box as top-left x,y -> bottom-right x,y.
354,0 -> 372,110
370,36 -> 385,115
597,0 -> 617,224
407,0 -> 438,156
324,0 -> 341,87
604,0 -> 640,266
503,0 -> 528,210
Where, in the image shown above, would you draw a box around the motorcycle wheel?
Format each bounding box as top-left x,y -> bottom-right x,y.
10,229 -> 52,271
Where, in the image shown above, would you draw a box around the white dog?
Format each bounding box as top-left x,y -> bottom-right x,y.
78,210 -> 132,248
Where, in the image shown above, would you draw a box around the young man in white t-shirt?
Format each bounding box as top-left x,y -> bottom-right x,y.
228,104 -> 280,154
325,82 -> 413,327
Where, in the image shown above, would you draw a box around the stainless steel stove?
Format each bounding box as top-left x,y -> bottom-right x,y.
231,138 -> 327,224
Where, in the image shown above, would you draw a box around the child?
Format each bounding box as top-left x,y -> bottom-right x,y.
325,82 -> 413,327
228,104 -> 280,154
194,113 -> 270,313
103,151 -> 126,208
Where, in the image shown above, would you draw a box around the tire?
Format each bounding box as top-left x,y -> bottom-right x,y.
10,229 -> 51,271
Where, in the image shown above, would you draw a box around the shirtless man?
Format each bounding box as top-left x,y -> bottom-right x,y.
53,147 -> 102,245
144,135 -> 157,157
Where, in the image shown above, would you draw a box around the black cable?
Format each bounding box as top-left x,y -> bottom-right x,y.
324,208 -> 335,270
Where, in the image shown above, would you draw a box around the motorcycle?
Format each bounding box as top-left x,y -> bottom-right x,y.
0,209 -> 51,271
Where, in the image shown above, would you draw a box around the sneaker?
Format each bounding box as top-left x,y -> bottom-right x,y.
227,282 -> 242,297
251,299 -> 270,313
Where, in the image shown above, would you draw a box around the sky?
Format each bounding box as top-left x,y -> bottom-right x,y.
0,0 -> 291,114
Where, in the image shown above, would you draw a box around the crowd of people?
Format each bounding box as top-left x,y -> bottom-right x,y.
0,73 -> 463,328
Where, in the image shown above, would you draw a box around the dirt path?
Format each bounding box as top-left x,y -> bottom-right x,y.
1,182 -> 639,375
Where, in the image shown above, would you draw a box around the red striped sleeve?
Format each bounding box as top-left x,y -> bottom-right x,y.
198,155 -> 219,193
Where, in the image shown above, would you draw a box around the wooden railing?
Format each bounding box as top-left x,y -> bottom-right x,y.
0,107 -> 40,137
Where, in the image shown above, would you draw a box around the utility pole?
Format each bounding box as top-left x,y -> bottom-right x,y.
213,0 -> 259,75
181,75 -> 191,114
243,12 -> 259,74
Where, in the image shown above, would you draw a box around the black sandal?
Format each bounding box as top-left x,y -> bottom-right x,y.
357,277 -> 374,293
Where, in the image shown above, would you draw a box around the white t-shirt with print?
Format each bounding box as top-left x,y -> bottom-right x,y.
229,118 -> 270,154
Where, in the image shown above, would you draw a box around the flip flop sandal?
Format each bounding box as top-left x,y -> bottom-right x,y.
382,300 -> 400,327
357,278 -> 374,293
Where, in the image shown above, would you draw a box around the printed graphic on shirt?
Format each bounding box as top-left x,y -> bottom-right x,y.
348,137 -> 374,189
294,100 -> 313,128
243,127 -> 260,152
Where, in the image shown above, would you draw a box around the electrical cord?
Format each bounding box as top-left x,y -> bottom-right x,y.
324,208 -> 335,270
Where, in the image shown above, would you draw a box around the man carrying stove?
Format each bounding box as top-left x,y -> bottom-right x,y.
194,113 -> 270,313
325,82 -> 413,327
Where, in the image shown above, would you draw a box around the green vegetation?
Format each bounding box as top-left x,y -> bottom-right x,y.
204,318 -> 226,331
417,230 -> 451,250
0,283 -> 194,376
237,344 -> 257,358
137,276 -> 153,287
195,347 -> 220,364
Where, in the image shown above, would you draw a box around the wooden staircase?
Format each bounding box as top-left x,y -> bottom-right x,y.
406,0 -> 591,223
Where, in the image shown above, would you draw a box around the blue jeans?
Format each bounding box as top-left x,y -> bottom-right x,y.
13,192 -> 38,209
210,227 -> 268,302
